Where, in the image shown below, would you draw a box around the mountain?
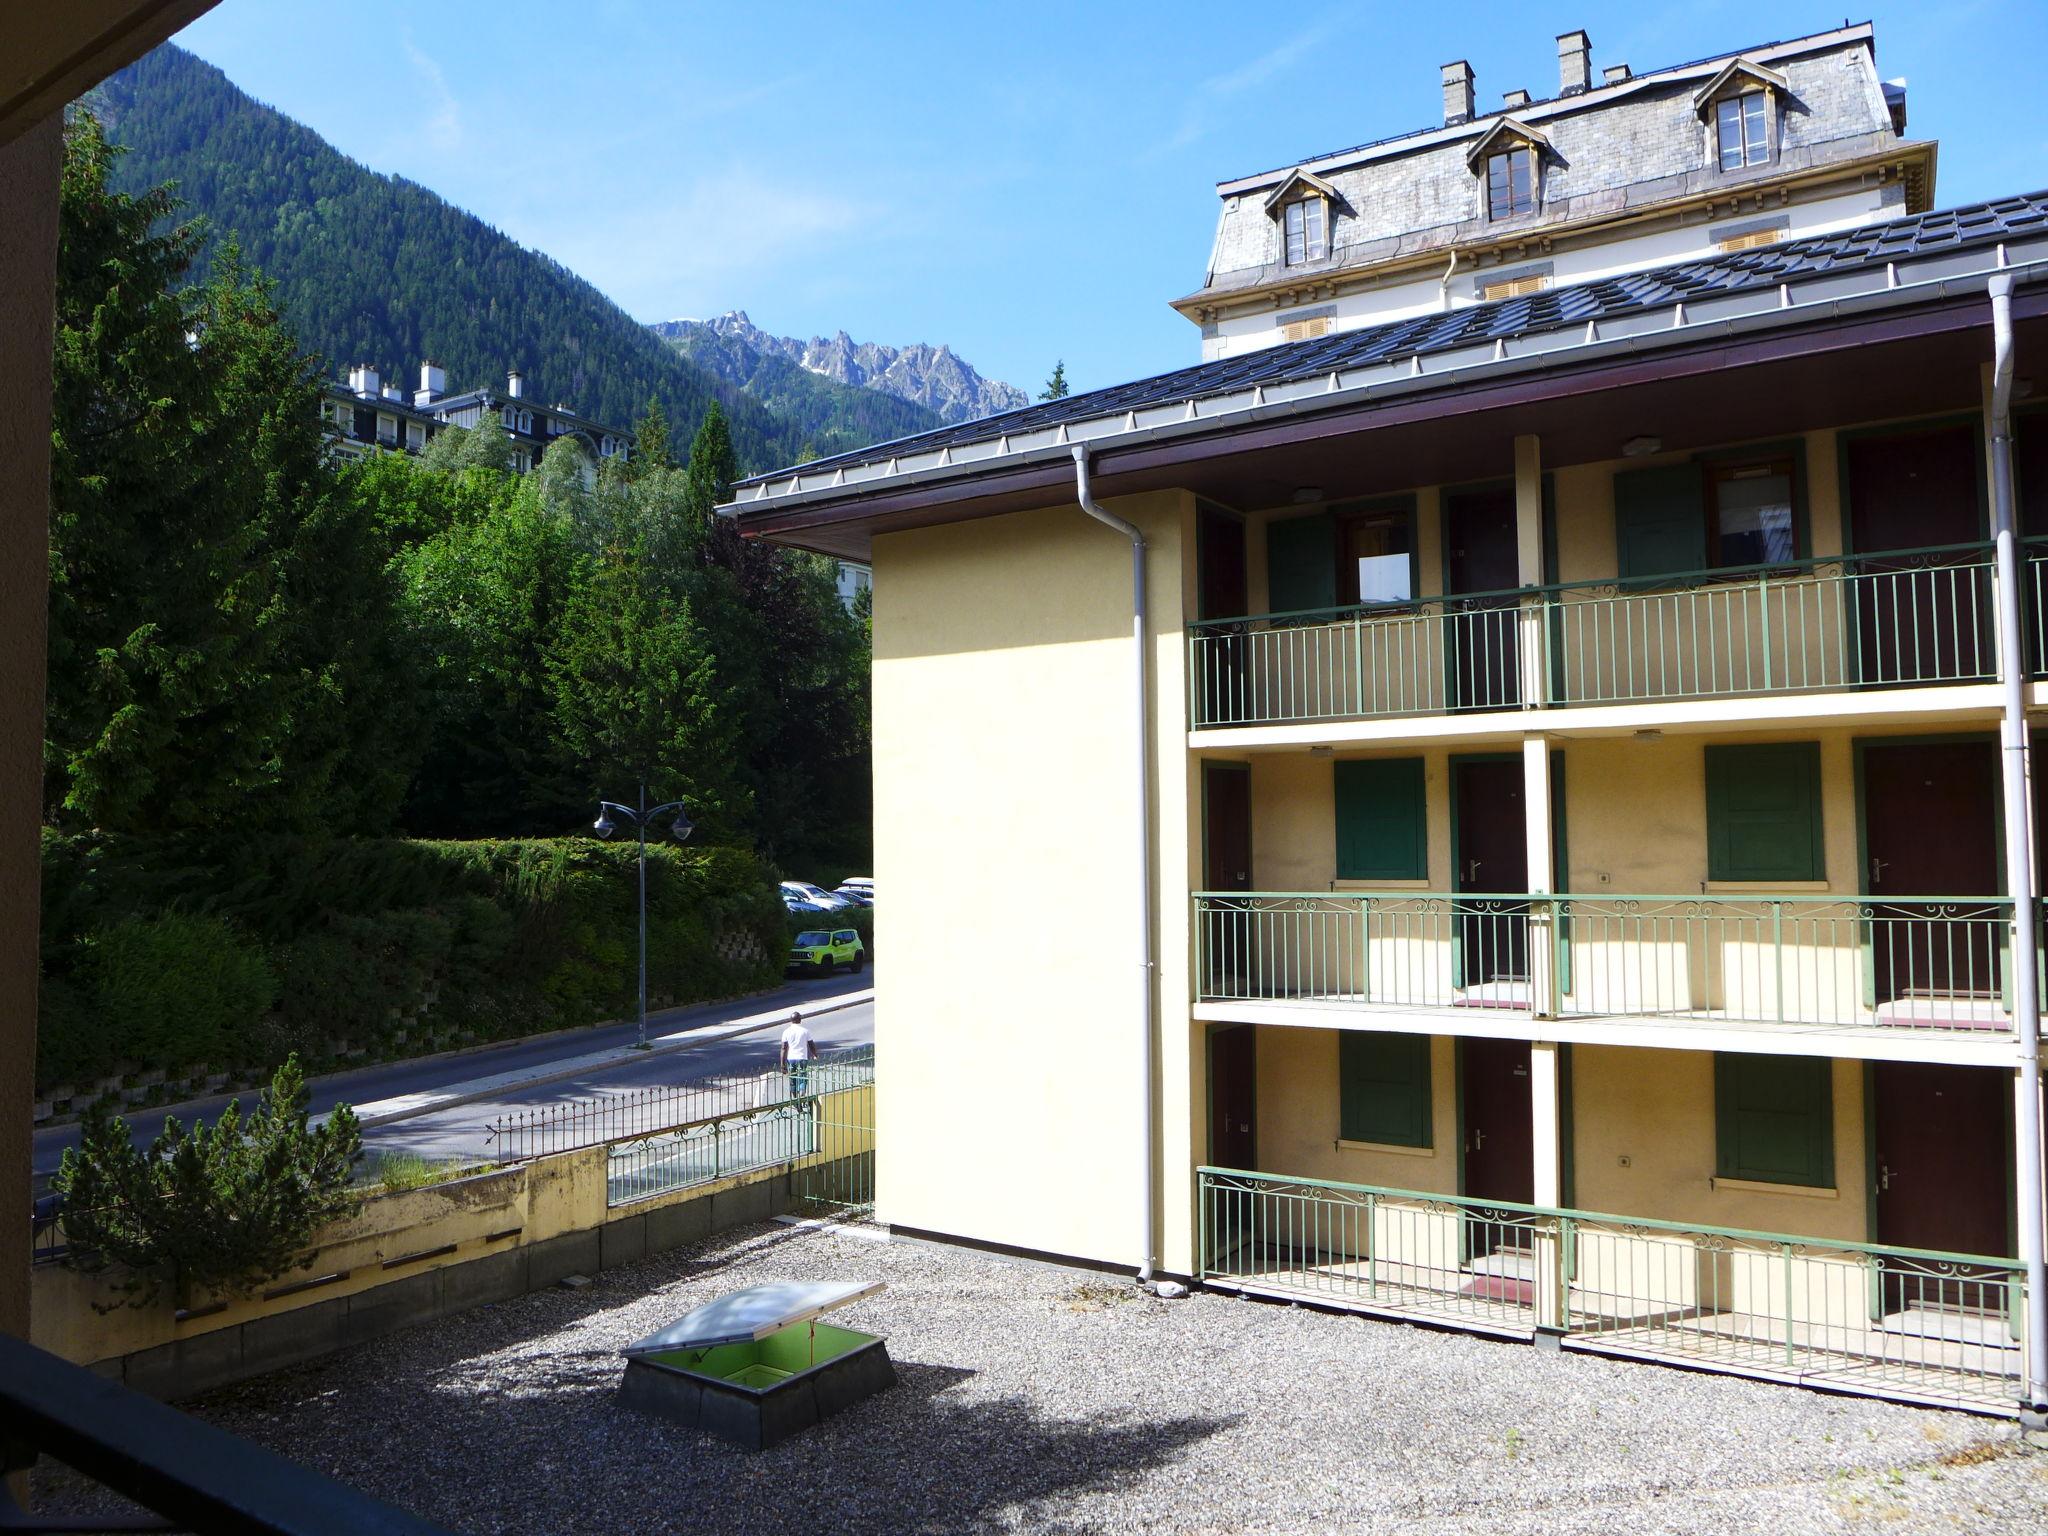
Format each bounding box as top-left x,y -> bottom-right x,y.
83,46 -> 938,472
653,313 -> 1029,427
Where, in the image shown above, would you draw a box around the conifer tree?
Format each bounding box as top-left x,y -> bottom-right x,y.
1040,360 -> 1070,400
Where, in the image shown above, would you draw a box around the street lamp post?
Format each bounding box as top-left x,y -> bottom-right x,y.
593,783 -> 694,1048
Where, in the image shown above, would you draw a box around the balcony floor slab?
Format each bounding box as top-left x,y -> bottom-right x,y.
1191,997 -> 2032,1064
1189,683 -> 2022,753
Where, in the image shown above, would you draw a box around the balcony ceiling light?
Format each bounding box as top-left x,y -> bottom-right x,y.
1621,435 -> 1663,457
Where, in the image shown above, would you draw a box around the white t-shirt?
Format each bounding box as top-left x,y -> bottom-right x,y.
780,1021 -> 815,1061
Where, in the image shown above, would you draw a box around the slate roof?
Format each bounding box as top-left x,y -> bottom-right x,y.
735,188 -> 2048,489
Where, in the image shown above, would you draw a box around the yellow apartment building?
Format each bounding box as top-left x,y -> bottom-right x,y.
728,25 -> 2048,1420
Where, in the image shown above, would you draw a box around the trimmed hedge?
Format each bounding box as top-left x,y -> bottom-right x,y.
38,833 -> 785,1094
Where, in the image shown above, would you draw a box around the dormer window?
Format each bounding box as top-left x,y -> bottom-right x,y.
1486,148 -> 1536,220
1716,90 -> 1769,170
1465,118 -> 1549,223
1283,197 -> 1327,265
1694,58 -> 1785,175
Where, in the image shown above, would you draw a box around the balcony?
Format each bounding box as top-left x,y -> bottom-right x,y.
1188,542 -> 2024,732
1198,1167 -> 2025,1413
1192,892 -> 2023,1059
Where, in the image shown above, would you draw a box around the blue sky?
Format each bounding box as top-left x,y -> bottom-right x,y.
173,2 -> 2048,399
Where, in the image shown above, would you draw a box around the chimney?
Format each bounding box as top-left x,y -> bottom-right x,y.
1557,30 -> 1592,96
507,369 -> 524,399
416,359 -> 446,405
1441,60 -> 1474,126
381,384 -> 403,402
349,363 -> 380,398
1603,63 -> 1631,86
1503,88 -> 1531,110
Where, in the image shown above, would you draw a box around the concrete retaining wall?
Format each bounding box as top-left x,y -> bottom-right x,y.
32,1151 -> 845,1401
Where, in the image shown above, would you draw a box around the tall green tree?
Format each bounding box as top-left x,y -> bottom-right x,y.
46,114 -> 414,838
631,396 -> 673,475
419,418 -> 514,475
1040,360 -> 1069,400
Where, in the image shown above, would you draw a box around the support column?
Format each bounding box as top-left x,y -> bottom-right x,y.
1513,434 -> 1547,708
1523,736 -> 1556,1019
0,117 -> 63,1348
1530,1039 -> 1567,1341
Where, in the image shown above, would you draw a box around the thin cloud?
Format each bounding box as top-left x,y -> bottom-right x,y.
401,33 -> 462,152
1143,19 -> 1345,162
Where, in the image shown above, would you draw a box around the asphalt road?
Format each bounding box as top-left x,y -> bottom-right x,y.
32,969 -> 873,1183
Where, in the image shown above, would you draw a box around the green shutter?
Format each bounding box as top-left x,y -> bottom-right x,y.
1614,463 -> 1706,579
1340,1032 -> 1432,1147
1335,758 -> 1427,880
1714,1053 -> 1834,1187
1267,512 -> 1336,614
1705,742 -> 1823,882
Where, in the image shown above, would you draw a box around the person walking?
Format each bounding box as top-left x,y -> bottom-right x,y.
779,1010 -> 815,1101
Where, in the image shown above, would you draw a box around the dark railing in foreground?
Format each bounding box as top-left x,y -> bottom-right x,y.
1198,1167 -> 2026,1412
0,1330 -> 452,1534
1194,891 -> 2021,1036
1189,541 -> 2028,728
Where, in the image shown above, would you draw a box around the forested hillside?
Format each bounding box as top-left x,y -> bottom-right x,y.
86,44 -> 930,470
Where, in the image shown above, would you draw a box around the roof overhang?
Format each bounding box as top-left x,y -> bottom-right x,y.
730,241 -> 2048,564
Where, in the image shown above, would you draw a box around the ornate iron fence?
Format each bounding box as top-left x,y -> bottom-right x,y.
1188,542 -> 2010,729
1198,1167 -> 2026,1412
1193,892 -> 2020,1037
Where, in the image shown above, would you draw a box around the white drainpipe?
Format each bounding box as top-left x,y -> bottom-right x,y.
1988,271 -> 2048,1415
1072,445 -> 1158,1284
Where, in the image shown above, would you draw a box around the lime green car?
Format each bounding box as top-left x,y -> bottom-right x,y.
788,928 -> 865,976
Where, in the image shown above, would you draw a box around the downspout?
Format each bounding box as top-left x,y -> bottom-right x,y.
1439,248 -> 1461,312
1073,444 -> 1158,1285
1988,270 -> 2048,1415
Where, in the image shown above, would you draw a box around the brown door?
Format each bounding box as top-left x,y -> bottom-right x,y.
1454,758 -> 1528,988
1846,425 -> 1986,685
1200,762 -> 1252,997
1462,1038 -> 1534,1255
1862,741 -> 2000,1006
1444,486 -> 1521,710
1873,1063 -> 2011,1310
1195,505 -> 1248,722
1208,1025 -> 1256,1169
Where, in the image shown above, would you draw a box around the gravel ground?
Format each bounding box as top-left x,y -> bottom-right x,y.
34,1219 -> 2048,1534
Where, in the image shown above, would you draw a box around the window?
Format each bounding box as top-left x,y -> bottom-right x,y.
1486,148 -> 1536,220
501,405 -> 516,428
1337,504 -> 1413,605
1715,1053 -> 1833,1187
1334,758 -> 1427,881
1716,90 -> 1769,171
1708,461 -> 1795,567
1481,273 -> 1549,302
1705,742 -> 1823,882
1340,1032 -> 1432,1148
1283,197 -> 1328,265
406,421 -> 425,448
1614,448 -> 1805,580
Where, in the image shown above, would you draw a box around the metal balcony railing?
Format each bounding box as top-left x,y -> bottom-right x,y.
1198,1167 -> 2026,1412
1193,892 -> 2021,1036
0,1330 -> 452,1533
1187,541 -> 2024,729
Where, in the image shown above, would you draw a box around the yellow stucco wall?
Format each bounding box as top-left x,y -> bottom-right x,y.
1240,1030 -> 1868,1240
871,491 -> 1191,1271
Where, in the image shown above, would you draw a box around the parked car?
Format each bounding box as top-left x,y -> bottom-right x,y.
781,880 -> 853,911
787,928 -> 865,975
832,885 -> 874,906
838,877 -> 874,895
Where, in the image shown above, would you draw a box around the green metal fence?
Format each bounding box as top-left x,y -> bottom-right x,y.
1193,892 -> 2020,1036
600,1044 -> 874,1210
1198,1167 -> 2026,1412
1188,542 -> 2021,729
